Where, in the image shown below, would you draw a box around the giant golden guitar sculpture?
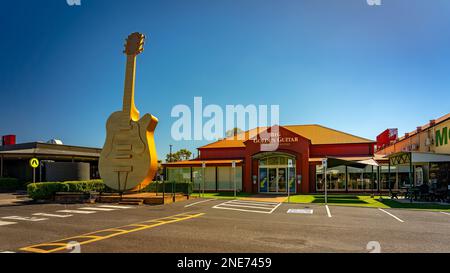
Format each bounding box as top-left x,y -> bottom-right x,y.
99,32 -> 158,192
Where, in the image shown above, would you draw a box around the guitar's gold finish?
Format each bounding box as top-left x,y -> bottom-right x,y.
99,32 -> 158,192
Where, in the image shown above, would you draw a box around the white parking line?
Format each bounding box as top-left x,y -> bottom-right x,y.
224,200 -> 277,207
269,203 -> 282,213
440,212 -> 450,216
1,216 -> 48,222
0,220 -> 17,226
378,208 -> 404,223
213,206 -> 274,214
213,199 -> 281,214
98,205 -> 133,209
184,199 -> 214,207
218,203 -> 273,210
57,210 -> 96,214
33,213 -> 73,218
325,205 -> 332,218
229,200 -> 280,205
79,207 -> 116,211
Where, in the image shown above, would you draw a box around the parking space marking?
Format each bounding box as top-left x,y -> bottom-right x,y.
227,200 -> 278,208
325,205 -> 332,218
79,207 -> 117,211
33,213 -> 73,218
233,200 -> 280,205
98,205 -> 133,209
19,212 -> 205,253
0,220 -> 17,226
184,199 -> 214,207
218,203 -> 274,210
378,208 -> 404,223
287,209 -> 313,214
57,210 -> 96,214
213,199 -> 281,214
2,216 -> 48,222
440,212 -> 450,216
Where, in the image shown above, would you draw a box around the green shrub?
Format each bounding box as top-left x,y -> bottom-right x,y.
63,180 -> 105,192
27,180 -> 105,200
27,182 -> 66,200
143,181 -> 193,195
0,178 -> 22,191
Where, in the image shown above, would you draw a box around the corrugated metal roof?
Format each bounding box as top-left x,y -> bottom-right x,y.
199,125 -> 374,149
164,159 -> 243,166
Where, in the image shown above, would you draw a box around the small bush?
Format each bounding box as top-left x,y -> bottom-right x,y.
63,180 -> 105,193
27,182 -> 66,200
143,181 -> 193,195
0,178 -> 22,191
27,180 -> 105,200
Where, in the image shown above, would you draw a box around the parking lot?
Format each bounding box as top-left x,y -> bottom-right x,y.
1,197 -> 449,253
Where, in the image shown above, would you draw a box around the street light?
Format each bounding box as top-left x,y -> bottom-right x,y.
169,144 -> 175,202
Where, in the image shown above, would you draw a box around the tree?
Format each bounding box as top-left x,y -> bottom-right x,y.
226,127 -> 243,138
177,149 -> 192,161
165,149 -> 193,162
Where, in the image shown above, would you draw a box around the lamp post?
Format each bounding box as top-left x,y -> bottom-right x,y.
202,161 -> 206,198
169,144 -> 175,202
232,161 -> 236,199
322,158 -> 328,205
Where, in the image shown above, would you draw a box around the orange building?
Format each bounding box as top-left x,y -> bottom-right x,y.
164,124 -> 384,194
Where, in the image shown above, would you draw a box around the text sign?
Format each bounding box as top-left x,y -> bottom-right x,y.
29,158 -> 39,169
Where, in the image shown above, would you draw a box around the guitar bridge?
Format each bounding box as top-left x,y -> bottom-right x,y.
115,154 -> 132,159
112,166 -> 133,172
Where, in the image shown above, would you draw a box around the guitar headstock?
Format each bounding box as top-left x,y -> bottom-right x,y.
123,32 -> 145,56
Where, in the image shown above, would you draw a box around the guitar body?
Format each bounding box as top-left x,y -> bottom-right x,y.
98,32 -> 159,192
99,111 -> 158,192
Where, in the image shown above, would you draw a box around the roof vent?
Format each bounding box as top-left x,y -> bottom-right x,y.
404,133 -> 410,138
430,119 -> 436,126
416,126 -> 422,132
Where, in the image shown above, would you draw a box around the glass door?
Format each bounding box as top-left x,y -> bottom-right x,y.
268,168 -> 277,192
259,168 -> 268,193
277,168 -> 287,193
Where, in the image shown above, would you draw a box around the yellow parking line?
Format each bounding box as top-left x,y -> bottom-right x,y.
20,212 -> 204,253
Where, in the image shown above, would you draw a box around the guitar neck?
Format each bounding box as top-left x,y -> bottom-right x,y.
122,55 -> 139,121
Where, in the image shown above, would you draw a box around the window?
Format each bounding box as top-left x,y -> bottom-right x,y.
167,167 -> 191,183
316,165 -> 346,191
192,167 -> 216,191
379,165 -> 398,191
347,165 -> 375,191
217,166 -> 242,191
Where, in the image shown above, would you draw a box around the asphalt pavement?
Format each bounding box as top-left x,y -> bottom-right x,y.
0,197 -> 449,253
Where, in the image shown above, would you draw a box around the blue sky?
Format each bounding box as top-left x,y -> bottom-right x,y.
1,0 -> 450,160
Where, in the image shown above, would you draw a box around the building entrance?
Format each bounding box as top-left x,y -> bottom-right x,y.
258,154 -> 295,194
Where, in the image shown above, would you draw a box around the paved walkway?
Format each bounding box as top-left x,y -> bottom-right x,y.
240,194 -> 287,203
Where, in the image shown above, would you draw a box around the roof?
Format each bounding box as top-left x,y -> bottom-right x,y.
0,142 -> 100,159
388,151 -> 450,164
283,124 -> 374,145
199,125 -> 374,149
396,113 -> 450,142
164,159 -> 243,166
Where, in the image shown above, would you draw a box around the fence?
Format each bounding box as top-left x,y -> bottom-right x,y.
141,181 -> 193,197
